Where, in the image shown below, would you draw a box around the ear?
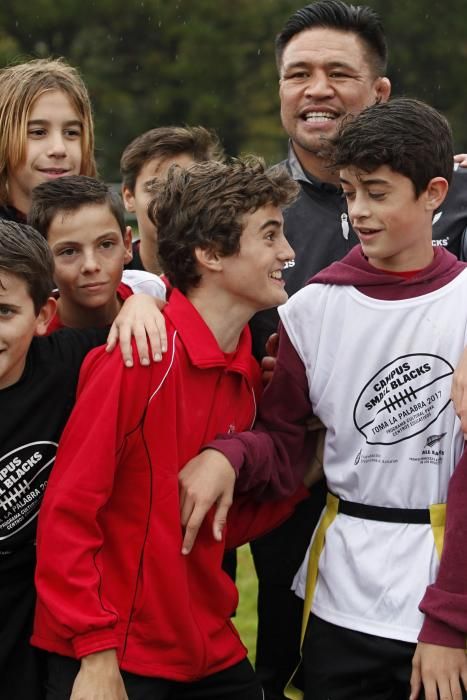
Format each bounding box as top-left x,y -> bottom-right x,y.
123,226 -> 133,265
194,246 -> 223,273
122,185 -> 136,213
374,76 -> 391,105
424,177 -> 449,211
34,297 -> 57,337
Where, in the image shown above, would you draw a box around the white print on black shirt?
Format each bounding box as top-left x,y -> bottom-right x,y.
353,354 -> 453,445
0,441 -> 57,541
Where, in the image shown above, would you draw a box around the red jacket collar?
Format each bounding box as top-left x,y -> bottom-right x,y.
163,289 -> 254,376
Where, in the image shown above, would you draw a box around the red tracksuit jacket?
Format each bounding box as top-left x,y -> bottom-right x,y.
32,289 -> 307,681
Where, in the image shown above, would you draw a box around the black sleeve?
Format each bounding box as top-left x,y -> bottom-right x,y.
42,327 -> 109,372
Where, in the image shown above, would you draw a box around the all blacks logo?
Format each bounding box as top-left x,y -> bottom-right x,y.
353,354 -> 453,445
0,441 -> 57,542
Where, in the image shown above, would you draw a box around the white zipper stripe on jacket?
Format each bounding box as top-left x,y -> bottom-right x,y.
148,331 -> 178,405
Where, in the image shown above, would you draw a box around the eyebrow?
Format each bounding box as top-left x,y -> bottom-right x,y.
27,119 -> 82,127
259,219 -> 282,230
52,231 -> 121,246
340,176 -> 391,187
283,59 -> 357,72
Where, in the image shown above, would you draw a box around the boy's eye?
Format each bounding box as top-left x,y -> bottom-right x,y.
64,128 -> 82,139
369,192 -> 386,200
28,128 -> 47,138
57,248 -> 77,258
342,190 -> 355,200
0,306 -> 14,318
100,240 -> 116,250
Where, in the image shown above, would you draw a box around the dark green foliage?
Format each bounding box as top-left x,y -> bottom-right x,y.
1,0 -> 465,179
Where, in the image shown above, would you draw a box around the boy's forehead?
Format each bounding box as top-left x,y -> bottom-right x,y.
48,203 -> 122,242
137,153 -> 195,185
0,269 -> 29,298
340,164 -> 397,185
241,202 -> 284,230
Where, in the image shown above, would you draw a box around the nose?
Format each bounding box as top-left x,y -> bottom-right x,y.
277,233 -> 295,262
303,70 -> 334,100
348,193 -> 370,223
46,130 -> 67,158
80,250 -> 101,273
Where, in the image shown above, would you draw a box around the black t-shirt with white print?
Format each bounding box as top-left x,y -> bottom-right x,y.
0,327 -> 107,573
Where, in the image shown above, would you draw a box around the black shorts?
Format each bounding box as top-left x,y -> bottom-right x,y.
302,614 -> 467,700
0,551 -> 46,700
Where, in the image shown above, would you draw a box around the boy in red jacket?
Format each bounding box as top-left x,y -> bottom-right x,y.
32,158 -> 309,700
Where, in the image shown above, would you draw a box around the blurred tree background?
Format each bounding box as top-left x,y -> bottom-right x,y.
0,0 -> 465,180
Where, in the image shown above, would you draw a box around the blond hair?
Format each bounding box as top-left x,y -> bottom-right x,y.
0,58 -> 97,206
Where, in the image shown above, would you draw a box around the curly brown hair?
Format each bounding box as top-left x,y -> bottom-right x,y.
148,156 -> 298,294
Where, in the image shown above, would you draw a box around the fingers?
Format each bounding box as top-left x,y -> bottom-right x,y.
212,493 -> 233,542
265,332 -> 279,358
106,323 -> 118,353
145,318 -> 167,363
410,647 -> 422,700
132,324 -> 152,366
261,356 -> 276,386
454,154 -> 467,168
107,321 -> 136,368
181,504 -> 206,555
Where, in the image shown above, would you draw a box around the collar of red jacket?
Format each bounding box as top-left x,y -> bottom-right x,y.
163,288 -> 254,376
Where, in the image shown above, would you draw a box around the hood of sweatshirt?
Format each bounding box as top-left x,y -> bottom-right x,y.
309,245 -> 466,300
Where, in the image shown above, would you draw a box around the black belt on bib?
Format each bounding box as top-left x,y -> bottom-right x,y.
337,496 -> 431,524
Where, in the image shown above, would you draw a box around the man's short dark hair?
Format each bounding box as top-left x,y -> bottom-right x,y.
120,126 -> 224,192
149,157 -> 299,294
28,176 -> 126,239
0,220 -> 54,313
275,0 -> 388,77
331,97 -> 454,196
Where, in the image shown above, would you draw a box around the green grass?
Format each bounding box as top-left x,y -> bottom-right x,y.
234,544 -> 258,663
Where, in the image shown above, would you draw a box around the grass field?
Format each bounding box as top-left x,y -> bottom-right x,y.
234,544 -> 258,663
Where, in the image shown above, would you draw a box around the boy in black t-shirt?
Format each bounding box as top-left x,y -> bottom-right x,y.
0,219 -> 163,699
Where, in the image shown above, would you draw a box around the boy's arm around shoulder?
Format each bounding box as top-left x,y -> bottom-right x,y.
208,323 -> 315,499
179,324 -> 315,553
34,340 -> 161,659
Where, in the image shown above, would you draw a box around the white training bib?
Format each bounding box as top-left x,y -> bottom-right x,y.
280,271 -> 467,642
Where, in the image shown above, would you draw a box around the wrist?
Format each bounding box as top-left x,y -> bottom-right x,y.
81,648 -> 118,669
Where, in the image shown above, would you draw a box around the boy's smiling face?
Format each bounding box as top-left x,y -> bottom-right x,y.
47,203 -> 132,327
340,165 -> 443,272
0,271 -> 52,389
216,203 -> 295,314
8,90 -> 83,215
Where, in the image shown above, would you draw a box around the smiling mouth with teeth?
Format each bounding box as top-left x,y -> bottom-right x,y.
270,271 -> 283,279
303,112 -> 336,121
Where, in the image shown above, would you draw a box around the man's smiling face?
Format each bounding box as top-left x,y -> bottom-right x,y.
279,27 -> 390,163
